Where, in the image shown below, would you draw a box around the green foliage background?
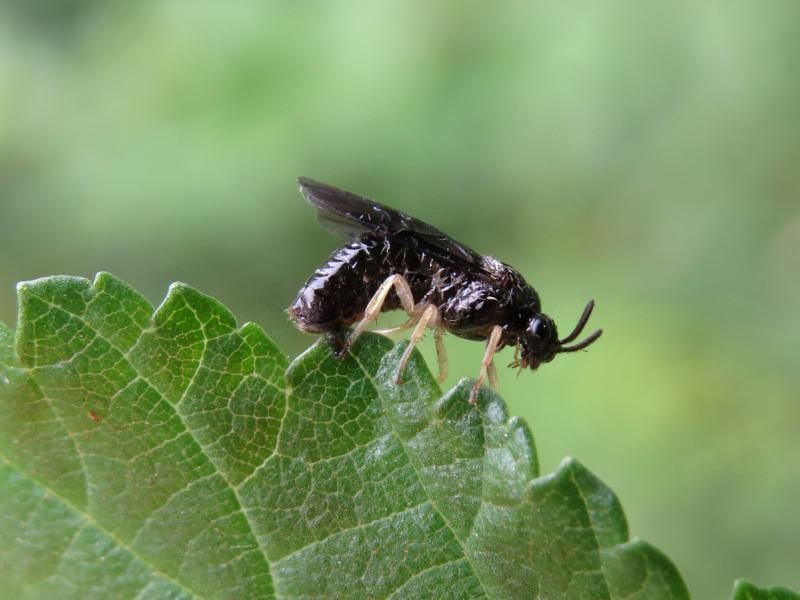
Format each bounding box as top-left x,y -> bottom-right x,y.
0,2 -> 798,597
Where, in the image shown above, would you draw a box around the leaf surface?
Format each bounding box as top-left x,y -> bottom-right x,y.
0,272 -> 747,598
732,581 -> 800,600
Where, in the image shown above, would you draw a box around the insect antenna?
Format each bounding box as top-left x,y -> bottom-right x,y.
557,299 -> 603,352
558,328 -> 603,353
558,299 -> 595,345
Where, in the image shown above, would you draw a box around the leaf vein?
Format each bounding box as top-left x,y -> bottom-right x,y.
31,290 -> 276,585
347,349 -> 491,596
0,449 -> 199,598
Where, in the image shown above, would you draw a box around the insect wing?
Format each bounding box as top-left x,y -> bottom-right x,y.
314,211 -> 368,240
298,177 -> 483,266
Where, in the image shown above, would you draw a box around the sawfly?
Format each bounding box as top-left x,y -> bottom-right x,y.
288,177 -> 602,404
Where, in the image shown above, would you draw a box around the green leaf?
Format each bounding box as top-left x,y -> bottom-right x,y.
733,581 -> 800,600
0,272 -> 781,599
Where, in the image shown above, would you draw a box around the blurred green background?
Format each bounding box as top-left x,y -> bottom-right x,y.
1,1 -> 799,597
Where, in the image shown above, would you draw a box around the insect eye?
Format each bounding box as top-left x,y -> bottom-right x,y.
531,318 -> 550,339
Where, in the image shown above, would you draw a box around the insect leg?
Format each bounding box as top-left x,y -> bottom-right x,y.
469,325 -> 503,405
395,304 -> 439,384
487,360 -> 499,391
434,326 -> 448,383
373,319 -> 417,335
344,274 -> 417,355
326,329 -> 348,356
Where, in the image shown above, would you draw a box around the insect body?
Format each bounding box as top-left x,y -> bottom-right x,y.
288,177 -> 602,404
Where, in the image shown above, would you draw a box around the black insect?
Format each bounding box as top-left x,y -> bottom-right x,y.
288,177 -> 602,404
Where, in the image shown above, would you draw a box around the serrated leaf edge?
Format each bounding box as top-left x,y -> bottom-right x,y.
13,273 -> 282,595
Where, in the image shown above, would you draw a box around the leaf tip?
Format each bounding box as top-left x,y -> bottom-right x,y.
507,416 -> 539,477
92,271 -> 114,284
91,271 -> 128,295
156,280 -> 238,332
433,378 -> 480,419
166,280 -> 192,295
285,336 -> 330,382
556,455 -> 581,471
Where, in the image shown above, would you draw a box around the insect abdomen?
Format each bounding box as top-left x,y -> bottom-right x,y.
288,233 -> 472,334
288,235 -> 402,333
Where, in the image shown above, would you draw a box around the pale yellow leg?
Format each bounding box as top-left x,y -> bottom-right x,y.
469,325 -> 503,405
395,305 -> 439,384
434,326 -> 448,383
374,318 -> 418,335
487,361 -> 499,391
346,274 -> 416,352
